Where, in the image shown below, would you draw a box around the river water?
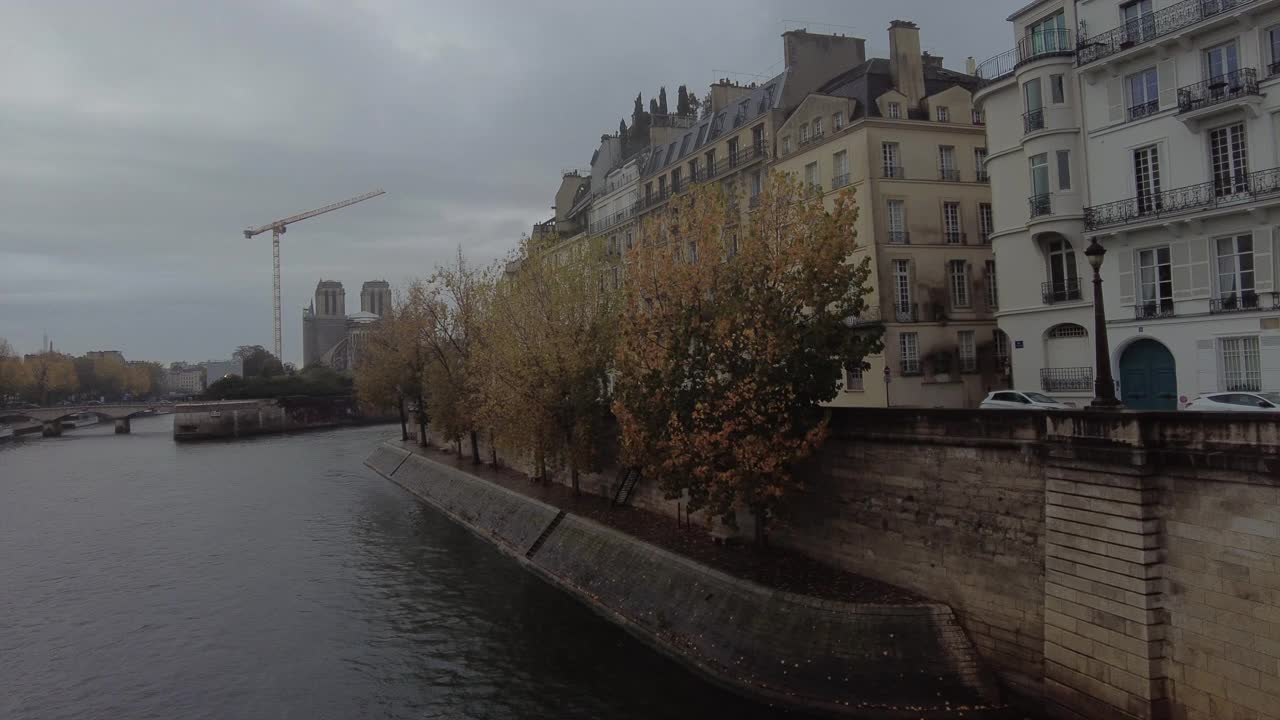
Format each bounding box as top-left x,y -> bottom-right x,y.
0,417 -> 800,720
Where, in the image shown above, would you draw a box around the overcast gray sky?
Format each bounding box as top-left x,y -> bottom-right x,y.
0,0 -> 1021,365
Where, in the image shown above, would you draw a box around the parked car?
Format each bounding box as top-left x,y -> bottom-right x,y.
1183,392 -> 1280,412
980,390 -> 1076,410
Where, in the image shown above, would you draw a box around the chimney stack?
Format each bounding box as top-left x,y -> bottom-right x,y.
966,56 -> 977,75
888,20 -> 926,109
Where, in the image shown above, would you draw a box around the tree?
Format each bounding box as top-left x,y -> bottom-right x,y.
26,351 -> 79,405
677,85 -> 690,116
618,119 -> 630,156
613,174 -> 881,543
354,283 -> 434,445
658,85 -> 668,115
699,89 -> 712,119
0,338 -> 32,405
234,345 -> 284,378
649,97 -> 658,115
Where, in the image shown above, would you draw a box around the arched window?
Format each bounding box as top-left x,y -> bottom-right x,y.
1047,323 -> 1088,339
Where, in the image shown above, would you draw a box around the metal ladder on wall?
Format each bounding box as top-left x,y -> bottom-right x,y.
611,466 -> 642,507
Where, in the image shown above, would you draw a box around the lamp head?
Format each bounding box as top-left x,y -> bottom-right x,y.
1085,237 -> 1106,271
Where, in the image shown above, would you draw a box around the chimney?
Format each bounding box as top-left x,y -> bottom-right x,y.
966,56 -> 977,75
778,29 -> 867,109
888,20 -> 926,109
922,51 -> 943,68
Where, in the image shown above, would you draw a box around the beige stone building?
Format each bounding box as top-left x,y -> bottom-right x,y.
773,22 -> 1004,408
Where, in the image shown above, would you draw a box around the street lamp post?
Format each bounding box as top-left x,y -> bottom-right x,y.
1084,238 -> 1121,408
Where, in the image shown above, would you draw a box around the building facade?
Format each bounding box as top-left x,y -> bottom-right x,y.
302,279 -> 389,370
163,363 -> 205,395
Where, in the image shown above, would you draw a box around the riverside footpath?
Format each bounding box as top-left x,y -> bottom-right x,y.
366,438 -> 1033,719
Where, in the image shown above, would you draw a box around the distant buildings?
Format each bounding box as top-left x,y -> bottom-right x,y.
163,363 -> 205,395
85,350 -> 126,363
302,280 -> 391,370
200,358 -> 243,384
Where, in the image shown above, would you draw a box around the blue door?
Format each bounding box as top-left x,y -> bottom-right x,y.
1120,339 -> 1177,410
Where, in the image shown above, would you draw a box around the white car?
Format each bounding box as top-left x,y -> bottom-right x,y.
980,390 -> 1076,410
1183,392 -> 1280,412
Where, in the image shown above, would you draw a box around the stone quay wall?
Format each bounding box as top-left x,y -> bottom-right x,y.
173,397 -> 369,441
365,443 -> 999,719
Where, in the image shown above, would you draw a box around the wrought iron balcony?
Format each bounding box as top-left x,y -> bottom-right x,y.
832,173 -> 851,189
979,231 -> 992,244
748,194 -> 761,209
1042,279 -> 1083,305
1177,68 -> 1260,114
944,231 -> 966,244
976,29 -> 1074,87
939,167 -> 961,182
976,169 -> 990,183
1210,291 -> 1280,313
1077,0 -> 1257,66
1134,299 -> 1176,319
1029,194 -> 1051,218
972,110 -> 985,126
887,230 -> 910,244
1084,166 -> 1280,231
843,305 -> 883,327
588,203 -> 641,235
883,165 -> 904,179
1271,61 -> 1280,78
1128,99 -> 1161,121
1041,367 -> 1093,392
893,302 -> 918,323
900,359 -> 922,376
1023,108 -> 1046,134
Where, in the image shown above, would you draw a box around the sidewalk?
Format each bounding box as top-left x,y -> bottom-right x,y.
397,439 -> 922,605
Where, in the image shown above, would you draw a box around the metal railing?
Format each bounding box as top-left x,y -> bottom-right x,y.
1041,367 -> 1093,392
976,28 -> 1075,86
1271,61 -> 1280,77
976,169 -> 990,183
844,305 -> 883,327
1077,0 -> 1257,66
1084,165 -> 1280,230
748,194 -> 761,209
900,359 -> 922,376
1023,108 -> 1046,134
1030,194 -> 1051,217
1128,99 -> 1161,121
1042,279 -> 1083,304
945,231 -> 966,244
832,173 -> 851,189
588,203 -> 641,235
887,230 -> 910,244
1210,291 -> 1280,313
883,165 -> 904,179
1134,299 -> 1176,319
893,302 -> 918,323
939,167 -> 961,182
1177,68 -> 1260,113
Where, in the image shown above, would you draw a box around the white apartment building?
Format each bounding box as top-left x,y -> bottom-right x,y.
978,0 -> 1280,409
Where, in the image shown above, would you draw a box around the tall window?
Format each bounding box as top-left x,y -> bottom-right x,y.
887,102 -> 902,119
1127,67 -> 1159,120
1050,74 -> 1065,103
833,150 -> 849,186
1133,145 -> 1161,214
985,259 -> 998,309
1057,150 -> 1071,191
705,149 -> 716,172
993,329 -> 1011,373
1030,153 -> 1049,198
936,106 -> 951,122
958,331 -> 976,372
975,147 -> 989,180
752,124 -> 765,152
1209,123 -> 1248,196
943,202 -> 962,243
1026,10 -> 1066,54
1122,0 -> 1155,43
672,167 -> 683,192
845,364 -> 864,391
1024,77 -> 1043,114
1216,234 -> 1255,301
1137,246 -> 1173,315
1269,27 -> 1280,74
882,142 -> 901,177
939,145 -> 958,181
781,136 -> 791,154
887,200 -> 907,244
750,170 -> 763,198
812,117 -> 823,136
1048,238 -> 1079,300
833,111 -> 845,130
899,332 -> 921,374
727,137 -> 739,166
979,203 -> 994,243
1205,41 -> 1240,81
893,259 -> 912,313
799,124 -> 810,143
949,260 -> 970,307
804,162 -> 819,189
1220,336 -> 1262,391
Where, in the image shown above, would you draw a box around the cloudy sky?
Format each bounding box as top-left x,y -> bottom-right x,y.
1,0 -> 1020,365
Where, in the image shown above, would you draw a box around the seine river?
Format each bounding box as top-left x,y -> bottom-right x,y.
0,417 -> 800,720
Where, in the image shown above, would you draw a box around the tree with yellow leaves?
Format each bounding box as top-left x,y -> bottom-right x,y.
614,173 -> 881,543
0,338 -> 33,404
355,285 -> 430,443
26,351 -> 79,405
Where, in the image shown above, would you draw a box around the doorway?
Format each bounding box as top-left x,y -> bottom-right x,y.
1119,339 -> 1177,410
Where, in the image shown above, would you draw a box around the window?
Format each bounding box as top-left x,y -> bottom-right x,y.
1056,150 -> 1071,191
672,167 -> 683,192
949,260 -> 970,307
1205,41 -> 1240,81
781,136 -> 791,154
799,123 -> 810,142
1209,123 -> 1248,196
750,170 -> 763,199
993,330 -> 1011,373
887,102 -> 902,119
959,331 -> 977,372
658,175 -> 667,195
887,200 -> 907,243
975,147 -> 989,181
1127,67 -> 1159,120
1050,74 -> 1065,104
939,145 -> 958,181
893,259 -> 912,314
1047,238 -> 1080,301
1048,324 -> 1087,339
937,105 -> 951,122
1030,153 -> 1049,198
645,182 -> 653,201
1136,246 -> 1173,317
1133,145 -> 1161,214
832,150 -> 849,187
1220,336 -> 1262,391
625,230 -> 633,250
986,260 -> 998,309
705,149 -> 716,172
1216,234 -> 1255,301
804,162 -> 819,189
845,364 -> 864,391
943,202 -> 962,243
899,332 -> 921,374
833,111 -> 845,130
689,160 -> 699,181
1024,77 -> 1043,114
1269,27 -> 1280,75
1026,10 -> 1066,54
882,142 -> 901,178
812,117 -> 823,136
1122,0 -> 1154,44
727,137 -> 739,166
979,203 -> 994,243
751,124 -> 765,153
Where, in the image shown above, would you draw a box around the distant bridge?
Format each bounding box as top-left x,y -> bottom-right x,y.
0,404 -> 174,436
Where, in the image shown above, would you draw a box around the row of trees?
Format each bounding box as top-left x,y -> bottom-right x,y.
355,174 -> 880,541
0,340 -> 163,406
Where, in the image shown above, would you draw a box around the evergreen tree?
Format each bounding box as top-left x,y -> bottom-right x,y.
677,85 -> 690,116
619,119 -> 630,154
649,97 -> 658,115
658,86 -> 668,115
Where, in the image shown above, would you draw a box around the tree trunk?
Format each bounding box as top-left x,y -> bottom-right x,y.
489,430 -> 498,467
571,464 -> 580,496
455,436 -> 462,457
397,395 -> 409,441
753,504 -> 768,547
469,430 -> 480,464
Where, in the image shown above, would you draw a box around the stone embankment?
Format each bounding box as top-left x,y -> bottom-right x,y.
174,397 -> 386,440
365,442 -> 1004,719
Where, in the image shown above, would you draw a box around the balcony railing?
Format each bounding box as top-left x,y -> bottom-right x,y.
976,29 -> 1075,86
1041,367 -> 1093,392
939,167 -> 961,182
1023,108 -> 1045,134
588,203 -> 642,235
748,194 -> 761,209
887,230 -> 910,244
1177,68 -> 1260,114
1271,61 -> 1280,77
977,169 -> 990,183
1128,99 -> 1161,121
1042,279 -> 1083,304
980,231 -> 992,244
900,359 -> 922,376
1134,298 -> 1176,319
893,302 -> 918,323
832,173 -> 851,189
1210,291 -> 1280,313
844,305 -> 883,327
1084,165 -> 1280,231
945,231 -> 966,244
1029,194 -> 1051,218
883,165 -> 904,179
1077,0 -> 1257,66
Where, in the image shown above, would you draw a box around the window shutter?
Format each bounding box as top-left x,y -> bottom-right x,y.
1157,59 -> 1177,110
1107,77 -> 1123,123
1171,240 -> 1192,299
1117,246 -> 1135,305
1196,338 -> 1216,393
1263,335 -> 1280,393
1189,238 -> 1212,295
1255,227 -> 1274,292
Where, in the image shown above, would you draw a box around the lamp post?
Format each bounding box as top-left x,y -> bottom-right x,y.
1084,238 -> 1121,408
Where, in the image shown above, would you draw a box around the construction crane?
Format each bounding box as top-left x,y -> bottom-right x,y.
243,189 -> 385,361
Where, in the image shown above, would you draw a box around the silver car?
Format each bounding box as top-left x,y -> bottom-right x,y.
980,390 -> 1076,410
1183,392 -> 1280,412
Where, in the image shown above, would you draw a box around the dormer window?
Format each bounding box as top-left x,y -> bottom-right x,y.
813,117 -> 823,136
800,123 -> 810,142
887,102 -> 902,119
937,106 -> 951,122
783,136 -> 792,154
833,111 -> 845,130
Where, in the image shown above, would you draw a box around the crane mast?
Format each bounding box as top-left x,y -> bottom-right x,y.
243,189 -> 385,361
